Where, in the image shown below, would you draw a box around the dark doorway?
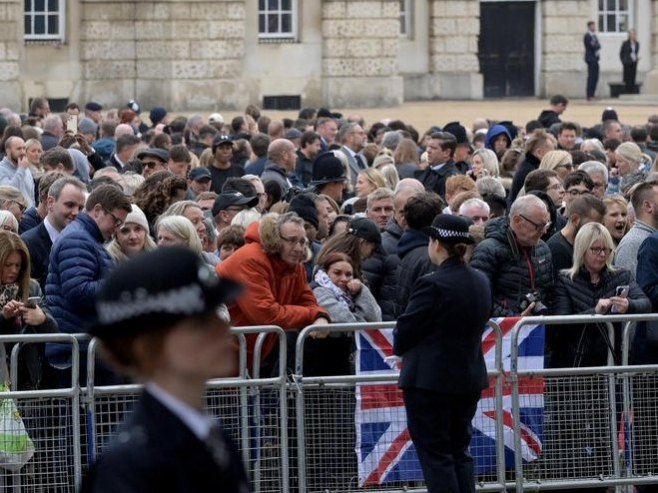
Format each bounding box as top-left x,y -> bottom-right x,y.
479,2 -> 535,97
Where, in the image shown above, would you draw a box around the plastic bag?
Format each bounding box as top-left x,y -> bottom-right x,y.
0,383 -> 34,471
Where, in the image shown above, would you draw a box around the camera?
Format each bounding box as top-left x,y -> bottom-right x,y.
520,291 -> 549,316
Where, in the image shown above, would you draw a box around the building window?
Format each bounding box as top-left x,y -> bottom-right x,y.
598,0 -> 629,33
24,0 -> 65,41
258,0 -> 297,42
400,0 -> 412,38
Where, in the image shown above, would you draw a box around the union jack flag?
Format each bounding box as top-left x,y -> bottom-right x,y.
355,317 -> 545,486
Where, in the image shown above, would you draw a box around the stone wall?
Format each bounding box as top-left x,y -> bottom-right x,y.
421,0 -> 482,99
321,0 -> 403,107
80,0 -> 246,110
0,0 -> 22,109
541,0 -> 590,97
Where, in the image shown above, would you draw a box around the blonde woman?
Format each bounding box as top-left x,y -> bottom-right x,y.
539,150 -> 574,181
24,139 -> 44,180
155,215 -> 203,253
603,195 -> 630,245
470,148 -> 500,179
615,142 -> 649,191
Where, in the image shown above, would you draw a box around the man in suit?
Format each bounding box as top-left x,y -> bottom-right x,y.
414,131 -> 459,199
315,117 -> 338,151
22,176 -> 86,290
620,29 -> 639,92
107,134 -> 141,171
338,122 -> 368,187
584,20 -> 602,100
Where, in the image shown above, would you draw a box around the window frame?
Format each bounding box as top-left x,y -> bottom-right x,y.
258,0 -> 298,42
24,0 -> 66,42
597,0 -> 631,34
399,0 -> 412,39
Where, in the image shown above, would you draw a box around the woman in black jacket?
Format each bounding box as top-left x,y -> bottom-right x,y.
394,214 -> 492,493
619,29 -> 639,91
553,222 -> 650,368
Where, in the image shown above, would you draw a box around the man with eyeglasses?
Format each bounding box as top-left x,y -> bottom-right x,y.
46,184 -> 132,386
562,171 -> 594,215
137,148 -> 169,178
471,195 -> 554,317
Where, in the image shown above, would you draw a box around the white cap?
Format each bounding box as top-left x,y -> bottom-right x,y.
209,113 -> 224,124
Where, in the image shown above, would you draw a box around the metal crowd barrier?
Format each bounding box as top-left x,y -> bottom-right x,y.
0,317 -> 658,492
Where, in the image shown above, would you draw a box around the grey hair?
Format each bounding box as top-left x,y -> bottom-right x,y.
459,198 -> 490,216
476,176 -> 506,199
578,160 -> 609,182
381,131 -> 403,151
0,210 -> 18,233
509,194 -> 547,217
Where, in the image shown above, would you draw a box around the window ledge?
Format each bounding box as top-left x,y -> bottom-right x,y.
24,39 -> 65,46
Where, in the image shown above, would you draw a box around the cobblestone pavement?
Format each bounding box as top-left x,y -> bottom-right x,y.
212,98 -> 658,133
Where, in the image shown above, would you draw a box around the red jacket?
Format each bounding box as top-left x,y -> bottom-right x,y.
217,223 -> 328,367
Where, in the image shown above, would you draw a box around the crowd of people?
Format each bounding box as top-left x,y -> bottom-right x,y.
0,95 -> 658,489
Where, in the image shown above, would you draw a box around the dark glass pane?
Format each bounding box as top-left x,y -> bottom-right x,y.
598,15 -> 604,32
47,14 -> 57,33
619,0 -> 627,10
268,0 -> 278,11
606,0 -> 615,10
259,13 -> 265,33
35,0 -> 44,11
268,14 -> 278,33
259,0 -> 264,11
48,0 -> 58,11
282,0 -> 291,11
598,0 -> 604,10
24,16 -> 31,35
281,13 -> 290,33
34,14 -> 44,33
606,14 -> 615,31
24,0 -> 32,11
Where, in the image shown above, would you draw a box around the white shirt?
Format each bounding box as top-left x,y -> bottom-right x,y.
43,216 -> 61,244
145,382 -> 214,441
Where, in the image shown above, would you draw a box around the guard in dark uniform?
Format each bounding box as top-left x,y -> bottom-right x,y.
81,246 -> 250,493
394,215 -> 492,493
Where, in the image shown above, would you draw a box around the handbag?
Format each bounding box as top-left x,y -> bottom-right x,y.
0,382 -> 34,471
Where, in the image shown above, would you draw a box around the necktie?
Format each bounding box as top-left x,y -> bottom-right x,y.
356,154 -> 367,170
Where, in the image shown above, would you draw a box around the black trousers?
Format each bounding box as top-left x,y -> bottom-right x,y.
404,388 -> 480,493
623,62 -> 637,90
587,61 -> 599,98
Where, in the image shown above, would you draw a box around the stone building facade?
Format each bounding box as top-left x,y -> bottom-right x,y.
3,0 -> 657,112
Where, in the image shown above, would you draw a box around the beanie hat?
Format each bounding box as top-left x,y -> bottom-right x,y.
289,193 -> 319,229
124,204 -> 149,232
602,107 -> 619,122
78,117 -> 98,136
149,106 -> 168,125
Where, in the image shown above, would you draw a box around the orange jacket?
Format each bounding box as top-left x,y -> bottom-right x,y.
217,224 -> 328,367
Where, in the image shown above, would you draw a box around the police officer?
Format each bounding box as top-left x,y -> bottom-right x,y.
394,215 -> 492,493
82,247 -> 249,492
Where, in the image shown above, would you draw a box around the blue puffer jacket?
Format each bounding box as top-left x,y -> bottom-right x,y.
45,213 -> 115,365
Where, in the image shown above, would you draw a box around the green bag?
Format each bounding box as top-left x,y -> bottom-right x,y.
0,383 -> 34,471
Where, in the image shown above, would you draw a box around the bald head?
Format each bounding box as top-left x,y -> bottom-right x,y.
267,138 -> 297,171
114,124 -> 135,138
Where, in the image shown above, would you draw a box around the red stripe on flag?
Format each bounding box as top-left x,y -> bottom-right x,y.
361,384 -> 405,409
483,410 -> 542,456
367,329 -> 393,357
481,317 -> 520,356
364,428 -> 411,486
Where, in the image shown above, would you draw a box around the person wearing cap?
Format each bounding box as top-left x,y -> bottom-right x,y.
443,122 -> 473,175
81,247 -> 249,492
84,102 -> 103,125
106,204 -> 156,263
212,192 -> 259,234
309,152 -> 347,204
137,148 -> 170,178
394,214 -> 491,493
209,135 -> 244,194
187,167 -> 212,199
217,212 -> 329,374
149,106 -> 169,128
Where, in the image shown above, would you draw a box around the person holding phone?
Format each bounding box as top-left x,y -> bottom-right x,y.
552,222 -> 650,368
0,231 -> 57,390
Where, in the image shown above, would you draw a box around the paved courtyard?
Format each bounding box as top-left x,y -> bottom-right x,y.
213,98 -> 658,133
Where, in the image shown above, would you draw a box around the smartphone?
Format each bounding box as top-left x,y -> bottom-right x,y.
615,285 -> 629,297
25,296 -> 40,309
66,115 -> 78,133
